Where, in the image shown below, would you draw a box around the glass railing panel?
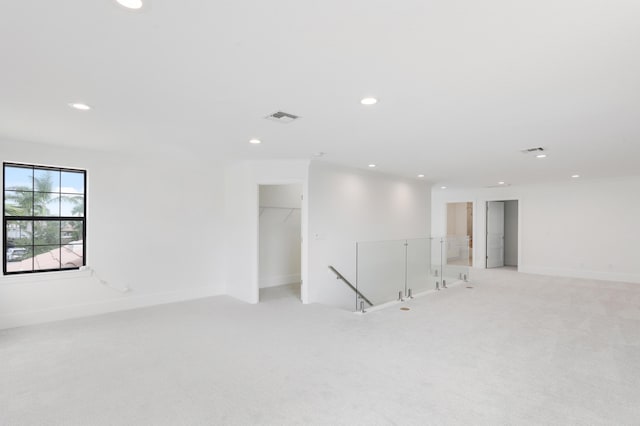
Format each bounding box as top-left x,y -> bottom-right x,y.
430,237 -> 443,288
443,236 -> 470,285
406,238 -> 430,295
356,239 -> 406,307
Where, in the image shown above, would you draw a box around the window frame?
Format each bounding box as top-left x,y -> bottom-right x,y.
3,162 -> 87,275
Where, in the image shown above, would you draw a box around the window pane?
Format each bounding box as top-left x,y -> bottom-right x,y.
61,220 -> 83,243
6,220 -> 32,246
34,220 -> 60,245
4,164 -> 86,275
61,171 -> 84,195
33,192 -> 58,216
4,190 -> 33,216
61,244 -> 83,268
34,169 -> 59,193
4,166 -> 33,191
5,246 -> 33,273
33,245 -> 61,271
61,195 -> 84,217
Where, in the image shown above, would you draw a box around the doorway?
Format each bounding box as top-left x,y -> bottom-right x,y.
486,200 -> 518,268
258,184 -> 303,301
446,202 -> 473,266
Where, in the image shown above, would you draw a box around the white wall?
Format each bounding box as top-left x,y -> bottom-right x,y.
260,184 -> 302,209
432,176 -> 640,283
504,200 -> 519,266
307,162 -> 430,310
0,138 -> 227,329
259,184 -> 302,288
224,160 -> 309,304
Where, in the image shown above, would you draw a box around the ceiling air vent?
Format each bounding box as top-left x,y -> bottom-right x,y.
485,183 -> 512,188
265,111 -> 300,124
521,147 -> 545,154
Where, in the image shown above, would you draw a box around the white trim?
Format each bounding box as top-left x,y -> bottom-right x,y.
0,284 -> 223,330
518,265 -> 640,284
355,278 -> 467,314
0,268 -> 92,285
260,273 -> 301,289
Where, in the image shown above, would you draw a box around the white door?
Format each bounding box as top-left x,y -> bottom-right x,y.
486,201 -> 505,268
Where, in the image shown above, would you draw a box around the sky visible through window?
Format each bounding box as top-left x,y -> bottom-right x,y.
4,166 -> 84,217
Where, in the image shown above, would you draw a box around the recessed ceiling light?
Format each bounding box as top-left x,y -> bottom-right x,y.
417,174 -> 425,178
536,154 -> 547,158
440,186 -> 447,189
69,103 -> 91,111
498,181 -> 505,185
249,138 -> 261,144
116,0 -> 143,9
571,174 -> 580,178
368,164 -> 376,168
361,97 -> 378,105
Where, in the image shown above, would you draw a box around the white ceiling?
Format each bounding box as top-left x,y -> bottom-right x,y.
1,0 -> 639,186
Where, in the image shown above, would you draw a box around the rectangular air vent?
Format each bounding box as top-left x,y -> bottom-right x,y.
265,111 -> 299,124
521,147 -> 545,154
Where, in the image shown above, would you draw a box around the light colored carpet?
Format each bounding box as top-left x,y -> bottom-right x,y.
1,269 -> 639,425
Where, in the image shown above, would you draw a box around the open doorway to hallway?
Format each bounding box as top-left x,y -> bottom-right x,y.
258,184 -> 303,302
486,200 -> 519,269
446,202 -> 473,266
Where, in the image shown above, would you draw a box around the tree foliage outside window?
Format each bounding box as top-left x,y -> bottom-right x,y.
3,163 -> 86,274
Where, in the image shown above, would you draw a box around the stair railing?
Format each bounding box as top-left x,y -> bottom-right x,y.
328,265 -> 373,309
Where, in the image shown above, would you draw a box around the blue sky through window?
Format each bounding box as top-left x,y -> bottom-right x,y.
5,165 -> 84,217
5,166 -> 84,194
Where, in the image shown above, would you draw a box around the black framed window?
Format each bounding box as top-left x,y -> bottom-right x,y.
3,163 -> 86,275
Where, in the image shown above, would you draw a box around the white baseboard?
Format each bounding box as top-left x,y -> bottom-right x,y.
518,265 -> 640,284
0,284 -> 223,330
259,273 -> 301,289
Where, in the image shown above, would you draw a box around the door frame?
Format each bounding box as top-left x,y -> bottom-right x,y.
481,199 -> 520,270
257,183 -> 305,302
255,180 -> 308,304
444,201 -> 474,267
